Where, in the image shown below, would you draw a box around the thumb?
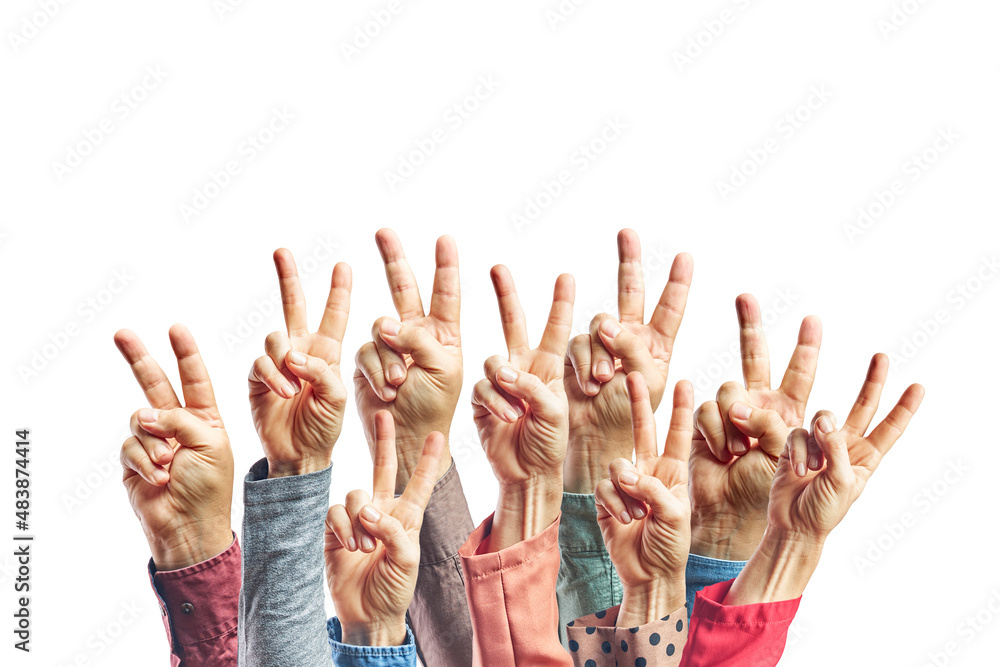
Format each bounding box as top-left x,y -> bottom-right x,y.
358,505 -> 418,570
378,319 -> 453,374
727,402 -> 789,457
285,351 -> 345,405
617,471 -> 685,520
136,408 -> 218,451
494,367 -> 563,423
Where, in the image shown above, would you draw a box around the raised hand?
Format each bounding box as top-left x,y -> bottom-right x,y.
689,295 -> 822,560
115,325 -> 234,571
594,374 -> 693,624
249,249 -> 352,477
564,229 -> 693,493
768,353 -> 924,539
471,266 -> 574,551
354,229 -> 462,492
724,354 -> 924,605
324,412 -> 444,646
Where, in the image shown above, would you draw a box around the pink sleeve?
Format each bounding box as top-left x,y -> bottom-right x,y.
680,579 -> 800,667
149,536 -> 240,667
459,512 -> 571,667
567,603 -> 687,666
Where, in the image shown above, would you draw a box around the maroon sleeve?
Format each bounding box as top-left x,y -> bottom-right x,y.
148,535 -> 240,667
680,579 -> 800,667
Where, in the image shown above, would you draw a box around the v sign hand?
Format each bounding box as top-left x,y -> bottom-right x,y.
472,266 -> 574,552
249,249 -> 352,478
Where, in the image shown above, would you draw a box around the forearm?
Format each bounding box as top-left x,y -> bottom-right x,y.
723,528 -> 823,605
488,475 -> 563,552
618,576 -> 686,628
689,509 -> 767,562
239,459 -> 334,667
146,520 -> 233,573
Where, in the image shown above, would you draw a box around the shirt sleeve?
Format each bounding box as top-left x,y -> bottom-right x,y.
459,512 -> 571,667
149,534 -> 240,667
684,554 -> 746,619
239,458 -> 334,667
326,617 -> 417,667
556,493 -> 623,648
405,460 -> 474,667
680,579 -> 800,667
566,603 -> 687,667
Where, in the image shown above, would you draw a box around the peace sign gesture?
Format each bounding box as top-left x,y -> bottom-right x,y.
564,229 -> 693,493
249,249 -> 352,477
115,325 -> 234,571
354,230 -> 462,492
768,353 -> 925,539
594,374 -> 693,619
324,412 -> 445,647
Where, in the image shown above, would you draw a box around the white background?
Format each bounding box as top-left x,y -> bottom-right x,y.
2,1 -> 998,665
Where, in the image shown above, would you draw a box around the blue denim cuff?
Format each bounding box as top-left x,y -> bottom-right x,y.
685,553 -> 747,619
327,617 -> 417,666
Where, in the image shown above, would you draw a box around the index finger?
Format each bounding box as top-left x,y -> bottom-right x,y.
627,372 -> 659,463
273,248 -> 309,336
317,262 -> 352,342
428,235 -> 461,327
617,229 -> 645,323
776,316 -> 822,420
490,265 -> 530,355
647,252 -> 693,354
168,324 -> 218,413
375,228 -> 425,321
736,293 -> 770,390
372,411 -> 397,500
114,329 -> 181,409
399,431 -> 445,512
538,273 -> 575,357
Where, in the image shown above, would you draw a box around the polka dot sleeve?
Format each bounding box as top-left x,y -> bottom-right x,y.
565,603 -> 687,666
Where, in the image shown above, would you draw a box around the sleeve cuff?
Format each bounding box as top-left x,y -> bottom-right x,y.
692,579 -> 801,624
327,617 -> 416,665
685,553 -> 748,616
566,603 -> 687,663
416,460 -> 475,565
458,511 -> 561,579
558,493 -> 605,553
149,534 -> 240,647
243,458 -> 333,505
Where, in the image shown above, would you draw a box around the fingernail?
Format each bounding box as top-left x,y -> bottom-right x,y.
288,351 -> 307,365
138,409 -> 157,423
619,511 -> 632,524
388,365 -> 405,383
795,463 -> 806,477
361,505 -> 380,522
632,506 -> 646,520
152,468 -> 169,484
153,444 -> 171,462
597,361 -> 613,378
381,386 -> 397,401
732,441 -> 747,454
503,409 -> 518,423
281,383 -> 296,399
498,367 -> 517,383
808,455 -> 820,470
730,402 -> 752,420
619,471 -> 639,485
600,319 -> 621,337
347,536 -> 357,551
817,416 -> 833,433
361,536 -> 375,551
381,319 -> 401,336
586,381 -> 600,395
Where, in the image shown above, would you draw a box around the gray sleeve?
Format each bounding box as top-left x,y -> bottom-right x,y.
405,461 -> 474,667
238,458 -> 334,667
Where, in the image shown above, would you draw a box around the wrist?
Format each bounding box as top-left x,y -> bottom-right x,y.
723,526 -> 825,605
149,523 -> 233,571
563,435 -> 630,494
618,577 -> 686,627
340,617 -> 408,647
266,455 -> 330,479
488,474 -> 562,552
689,509 -> 767,561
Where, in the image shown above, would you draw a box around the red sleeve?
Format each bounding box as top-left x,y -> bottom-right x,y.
148,536 -> 240,667
680,579 -> 800,667
459,513 -> 571,667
